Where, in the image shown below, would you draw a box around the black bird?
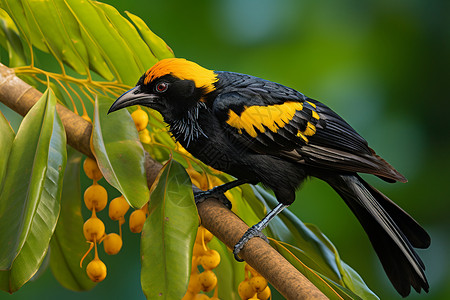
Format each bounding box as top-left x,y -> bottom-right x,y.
108,58 -> 430,297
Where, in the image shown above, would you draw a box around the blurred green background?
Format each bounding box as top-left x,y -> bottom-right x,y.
1,0 -> 449,299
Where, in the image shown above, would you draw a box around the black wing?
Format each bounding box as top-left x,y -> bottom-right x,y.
212,72 -> 406,182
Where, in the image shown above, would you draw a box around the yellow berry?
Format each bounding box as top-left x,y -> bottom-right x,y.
83,217 -> 105,242
83,157 -> 102,181
86,258 -> 107,282
187,273 -> 202,294
198,270 -> 217,292
249,276 -> 267,293
238,280 -> 255,300
84,184 -> 108,212
192,242 -> 207,257
129,209 -> 146,233
200,249 -> 220,270
194,294 -> 209,300
131,108 -> 148,131
103,233 -> 122,255
109,196 -> 130,220
139,129 -> 151,144
257,286 -> 271,300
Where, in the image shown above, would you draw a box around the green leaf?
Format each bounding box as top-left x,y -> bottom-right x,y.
48,81 -> 71,108
125,11 -> 175,60
92,95 -> 149,208
0,110 -> 14,188
30,249 -> 49,282
0,7 -> 26,67
0,0 -> 45,51
141,159 -> 198,300
22,0 -> 88,74
94,2 -> 158,72
238,184 -> 269,225
64,0 -> 142,84
306,223 -> 379,300
272,240 -> 360,300
70,7 -> 114,81
49,148 -> 96,291
0,88 -> 67,293
48,0 -> 90,70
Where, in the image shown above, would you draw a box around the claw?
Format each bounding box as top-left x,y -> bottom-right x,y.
232,203 -> 290,261
194,188 -> 232,209
193,178 -> 250,208
233,225 -> 269,261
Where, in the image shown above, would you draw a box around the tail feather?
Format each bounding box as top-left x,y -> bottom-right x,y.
323,174 -> 429,297
358,177 -> 430,249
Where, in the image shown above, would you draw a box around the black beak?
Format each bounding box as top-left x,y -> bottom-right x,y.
108,86 -> 160,114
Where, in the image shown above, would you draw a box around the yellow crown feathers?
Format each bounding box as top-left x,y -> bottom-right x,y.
144,58 -> 218,94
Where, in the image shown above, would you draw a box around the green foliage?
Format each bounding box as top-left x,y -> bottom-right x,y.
0,110 -> 14,187
0,0 -> 384,299
141,159 -> 198,299
49,148 -> 96,291
0,89 -> 67,292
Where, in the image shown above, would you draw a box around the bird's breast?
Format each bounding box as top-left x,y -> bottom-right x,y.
171,111 -> 251,178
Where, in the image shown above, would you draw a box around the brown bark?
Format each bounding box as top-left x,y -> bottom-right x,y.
0,63 -> 327,300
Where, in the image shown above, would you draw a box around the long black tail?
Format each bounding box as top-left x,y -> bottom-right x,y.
323,174 -> 430,297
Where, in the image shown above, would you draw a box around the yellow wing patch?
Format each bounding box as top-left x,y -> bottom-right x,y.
226,101 -> 303,138
303,122 -> 317,136
296,131 -> 309,143
306,101 -> 316,108
312,110 -> 320,120
296,122 -> 317,143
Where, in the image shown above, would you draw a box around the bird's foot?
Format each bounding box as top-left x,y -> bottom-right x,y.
233,225 -> 269,262
193,186 -> 232,209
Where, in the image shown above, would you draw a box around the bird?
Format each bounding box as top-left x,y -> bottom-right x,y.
108,58 -> 430,297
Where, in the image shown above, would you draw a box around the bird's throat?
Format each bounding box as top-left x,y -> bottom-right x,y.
168,102 -> 208,147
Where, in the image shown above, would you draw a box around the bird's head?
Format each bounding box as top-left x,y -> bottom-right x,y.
108,58 -> 218,122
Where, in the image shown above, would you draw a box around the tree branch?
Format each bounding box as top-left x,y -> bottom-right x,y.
0,63 -> 327,300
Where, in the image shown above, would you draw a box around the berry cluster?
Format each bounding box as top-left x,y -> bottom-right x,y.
238,264 -> 271,300
80,157 -> 110,282
132,106 -> 151,144
182,226 -> 220,300
80,157 -> 149,282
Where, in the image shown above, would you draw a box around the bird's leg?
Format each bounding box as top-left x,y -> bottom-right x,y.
233,203 -> 289,261
194,178 -> 250,209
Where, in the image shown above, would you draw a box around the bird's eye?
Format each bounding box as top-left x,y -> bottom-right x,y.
155,82 -> 168,93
